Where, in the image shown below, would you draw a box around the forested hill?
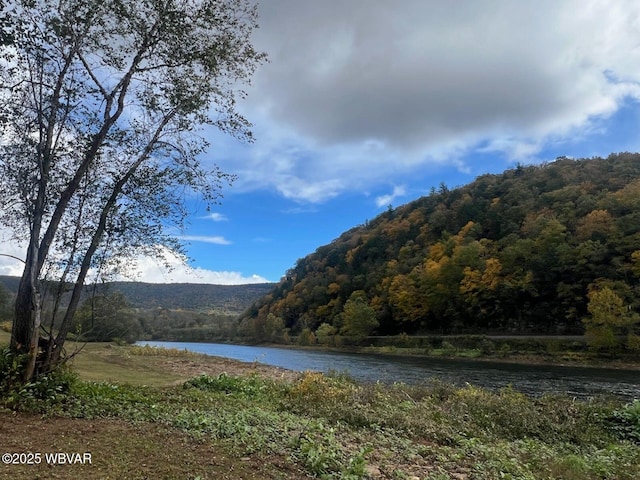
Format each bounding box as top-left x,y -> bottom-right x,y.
0,277 -> 274,315
103,282 -> 274,314
239,153 -> 640,337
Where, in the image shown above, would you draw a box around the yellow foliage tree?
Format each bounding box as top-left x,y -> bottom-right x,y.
388,273 -> 426,324
583,286 -> 639,354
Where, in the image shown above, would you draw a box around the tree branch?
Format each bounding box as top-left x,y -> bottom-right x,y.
0,253 -> 25,264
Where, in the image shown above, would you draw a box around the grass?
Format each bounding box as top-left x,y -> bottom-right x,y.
0,328 -> 173,385
1,336 -> 639,479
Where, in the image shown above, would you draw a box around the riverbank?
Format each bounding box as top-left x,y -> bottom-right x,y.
1,342 -> 639,479
235,337 -> 640,371
356,345 -> 640,370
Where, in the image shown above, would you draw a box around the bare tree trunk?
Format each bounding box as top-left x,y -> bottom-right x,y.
11,243 -> 42,382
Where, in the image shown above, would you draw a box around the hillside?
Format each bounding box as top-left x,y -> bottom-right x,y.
0,276 -> 273,315
0,277 -> 274,343
239,153 -> 640,340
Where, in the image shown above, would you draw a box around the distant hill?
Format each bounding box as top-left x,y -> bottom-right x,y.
0,276 -> 274,315
239,153 -> 640,338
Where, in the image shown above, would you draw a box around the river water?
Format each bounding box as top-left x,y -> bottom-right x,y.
137,341 -> 640,400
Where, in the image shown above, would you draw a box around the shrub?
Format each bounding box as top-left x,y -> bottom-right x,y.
627,334 -> 640,352
129,344 -> 199,357
0,348 -> 77,412
184,373 -> 271,399
608,400 -> 640,443
479,337 -> 495,354
315,323 -> 337,346
298,328 -> 317,346
441,341 -> 457,356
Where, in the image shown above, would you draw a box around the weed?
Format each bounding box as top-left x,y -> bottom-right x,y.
293,420 -> 369,479
129,344 -> 200,357
1,345 -> 638,480
183,372 -> 273,399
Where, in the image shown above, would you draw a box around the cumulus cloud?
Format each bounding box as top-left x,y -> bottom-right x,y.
0,229 -> 267,284
0,229 -> 25,276
376,186 -> 407,208
213,0 -> 640,202
252,0 -> 640,145
118,247 -> 270,284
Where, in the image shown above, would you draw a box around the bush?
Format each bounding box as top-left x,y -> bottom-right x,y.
298,328 -> 317,346
441,341 -> 457,356
294,420 -> 369,479
608,400 -> 640,443
0,348 -> 77,412
627,334 -> 640,352
0,347 -> 26,396
479,338 -> 495,354
129,344 -> 199,357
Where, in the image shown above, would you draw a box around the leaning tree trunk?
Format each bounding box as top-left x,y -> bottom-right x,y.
11,244 -> 42,382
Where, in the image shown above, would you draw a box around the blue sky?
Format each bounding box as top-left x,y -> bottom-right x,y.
3,0 -> 640,284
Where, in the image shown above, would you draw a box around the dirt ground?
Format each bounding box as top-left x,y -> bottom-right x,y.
148,354 -> 301,384
0,411 -> 309,480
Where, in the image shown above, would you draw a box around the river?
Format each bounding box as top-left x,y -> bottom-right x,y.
137,341 -> 640,400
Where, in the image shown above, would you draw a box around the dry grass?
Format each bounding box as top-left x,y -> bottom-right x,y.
0,332 -> 297,387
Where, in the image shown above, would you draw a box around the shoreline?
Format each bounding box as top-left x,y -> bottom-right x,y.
139,338 -> 640,371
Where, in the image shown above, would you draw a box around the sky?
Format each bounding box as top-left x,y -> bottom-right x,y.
3,0 -> 640,284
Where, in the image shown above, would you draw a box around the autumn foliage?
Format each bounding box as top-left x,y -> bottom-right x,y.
239,154 -> 640,343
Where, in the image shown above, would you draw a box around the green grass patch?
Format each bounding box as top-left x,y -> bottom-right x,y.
65,342 -> 184,386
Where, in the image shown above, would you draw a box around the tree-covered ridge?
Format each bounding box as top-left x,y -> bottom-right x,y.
239,153 -> 640,341
0,276 -> 273,315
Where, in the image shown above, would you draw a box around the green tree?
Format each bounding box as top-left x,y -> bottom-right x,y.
0,0 -> 265,381
264,313 -> 285,343
0,282 -> 11,321
298,327 -> 317,346
583,286 -> 639,354
75,291 -> 140,343
340,291 -> 379,339
315,322 -> 337,345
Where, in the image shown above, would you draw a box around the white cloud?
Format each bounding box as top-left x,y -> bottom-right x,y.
118,247 -> 270,284
0,229 -> 266,284
0,233 -> 25,276
201,212 -> 228,222
375,185 -> 407,208
251,0 -> 640,146
208,0 -> 640,203
0,253 -> 25,277
181,235 -> 232,245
